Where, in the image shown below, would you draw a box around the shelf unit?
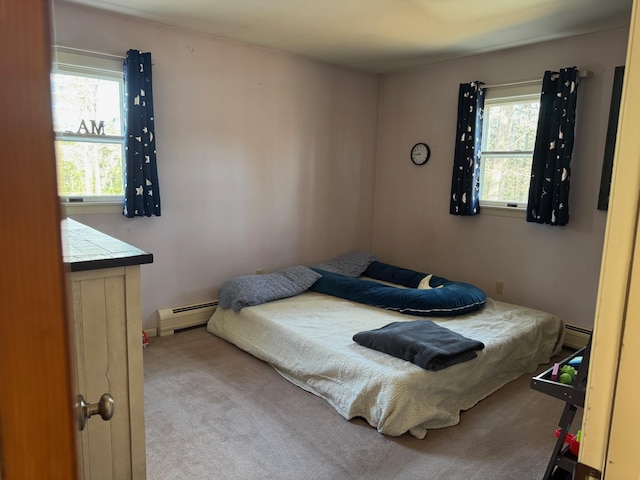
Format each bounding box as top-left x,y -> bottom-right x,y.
531,336 -> 592,480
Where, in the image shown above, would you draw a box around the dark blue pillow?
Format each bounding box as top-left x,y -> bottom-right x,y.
363,261 -> 448,288
310,268 -> 486,317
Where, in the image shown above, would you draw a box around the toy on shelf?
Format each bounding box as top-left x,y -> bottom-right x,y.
558,365 -> 577,385
568,356 -> 582,368
550,363 -> 577,384
554,428 -> 581,456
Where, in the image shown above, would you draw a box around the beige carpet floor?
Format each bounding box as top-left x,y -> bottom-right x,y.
144,327 -> 577,480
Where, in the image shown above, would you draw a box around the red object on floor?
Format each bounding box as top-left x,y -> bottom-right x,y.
554,428 -> 580,456
142,331 -> 150,348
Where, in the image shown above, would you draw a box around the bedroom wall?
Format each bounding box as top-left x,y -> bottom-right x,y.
52,1 -> 380,330
373,28 -> 629,329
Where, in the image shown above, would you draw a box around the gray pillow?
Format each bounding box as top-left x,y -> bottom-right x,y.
312,251 -> 377,277
219,265 -> 322,311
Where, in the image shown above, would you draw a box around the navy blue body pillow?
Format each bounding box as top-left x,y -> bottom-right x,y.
310,266 -> 487,317
363,261 -> 449,288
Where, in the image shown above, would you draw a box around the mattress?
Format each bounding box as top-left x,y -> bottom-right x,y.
207,290 -> 563,439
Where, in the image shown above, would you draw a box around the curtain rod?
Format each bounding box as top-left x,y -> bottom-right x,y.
53,44 -> 126,60
483,69 -> 592,90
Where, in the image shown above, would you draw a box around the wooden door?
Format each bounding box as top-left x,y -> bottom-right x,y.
602,208 -> 640,477
0,0 -> 79,479
579,0 -> 640,476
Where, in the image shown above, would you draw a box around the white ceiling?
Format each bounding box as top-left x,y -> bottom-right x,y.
62,0 -> 633,73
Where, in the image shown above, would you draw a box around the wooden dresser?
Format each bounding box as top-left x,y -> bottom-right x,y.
62,219 -> 153,480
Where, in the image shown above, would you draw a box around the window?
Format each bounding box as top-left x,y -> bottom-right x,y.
51,48 -> 124,204
479,84 -> 541,210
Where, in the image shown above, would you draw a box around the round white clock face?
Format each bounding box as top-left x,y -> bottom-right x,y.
411,142 -> 430,165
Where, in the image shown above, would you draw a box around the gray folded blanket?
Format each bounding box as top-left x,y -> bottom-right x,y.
353,320 -> 485,371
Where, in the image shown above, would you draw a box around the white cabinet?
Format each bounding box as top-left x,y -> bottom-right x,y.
69,265 -> 146,480
63,219 -> 152,480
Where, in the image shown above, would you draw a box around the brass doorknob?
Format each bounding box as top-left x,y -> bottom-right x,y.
75,393 -> 115,431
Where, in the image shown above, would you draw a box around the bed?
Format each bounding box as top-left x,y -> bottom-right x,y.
206,258 -> 564,439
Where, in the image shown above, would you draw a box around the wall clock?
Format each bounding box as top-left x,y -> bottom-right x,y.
410,142 -> 430,166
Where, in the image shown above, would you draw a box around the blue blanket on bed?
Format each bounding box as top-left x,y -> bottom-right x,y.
310,263 -> 486,316
353,320 -> 485,370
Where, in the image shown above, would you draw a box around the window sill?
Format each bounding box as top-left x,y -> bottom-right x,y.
480,205 -> 526,219
61,201 -> 122,216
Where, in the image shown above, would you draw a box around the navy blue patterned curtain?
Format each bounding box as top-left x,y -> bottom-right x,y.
123,49 -> 161,217
450,81 -> 485,216
526,67 -> 578,226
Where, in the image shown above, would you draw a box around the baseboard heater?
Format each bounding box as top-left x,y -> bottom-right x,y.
156,300 -> 218,336
563,323 -> 592,349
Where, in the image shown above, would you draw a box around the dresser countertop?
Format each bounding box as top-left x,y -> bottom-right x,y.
62,218 -> 153,272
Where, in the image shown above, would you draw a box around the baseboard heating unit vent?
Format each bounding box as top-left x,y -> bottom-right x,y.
563,324 -> 592,350
156,300 -> 218,336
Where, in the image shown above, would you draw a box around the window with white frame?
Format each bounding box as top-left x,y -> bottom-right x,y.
51,48 -> 124,203
479,84 -> 541,209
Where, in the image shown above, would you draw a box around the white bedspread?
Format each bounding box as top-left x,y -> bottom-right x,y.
207,291 -> 563,439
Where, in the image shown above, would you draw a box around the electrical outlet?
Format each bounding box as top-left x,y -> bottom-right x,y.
256,269 -> 264,275
495,281 -> 504,295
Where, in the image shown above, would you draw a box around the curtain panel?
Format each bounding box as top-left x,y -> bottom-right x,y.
526,67 -> 578,226
123,49 -> 161,218
450,81 -> 485,216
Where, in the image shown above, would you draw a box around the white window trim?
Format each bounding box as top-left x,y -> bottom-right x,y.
480,203 -> 526,219
52,46 -> 125,213
61,201 -> 123,216
52,46 -> 124,77
479,83 -> 541,217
